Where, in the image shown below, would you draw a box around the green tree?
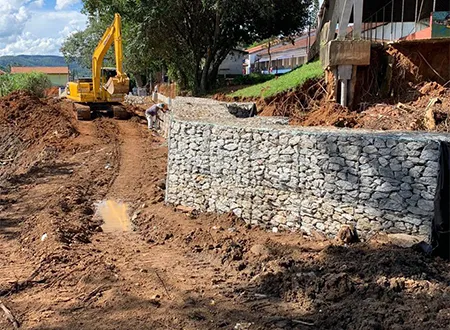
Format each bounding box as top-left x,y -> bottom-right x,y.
72,0 -> 312,94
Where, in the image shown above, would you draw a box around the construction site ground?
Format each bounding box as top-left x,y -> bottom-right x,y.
0,92 -> 449,330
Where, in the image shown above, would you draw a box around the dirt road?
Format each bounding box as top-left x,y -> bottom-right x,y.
0,96 -> 449,329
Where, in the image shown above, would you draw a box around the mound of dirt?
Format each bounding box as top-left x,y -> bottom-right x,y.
292,102 -> 358,128
247,242 -> 450,329
0,91 -> 78,179
44,87 -> 60,97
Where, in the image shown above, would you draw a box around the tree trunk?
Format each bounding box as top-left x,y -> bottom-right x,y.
199,1 -> 221,94
200,54 -> 213,94
208,47 -> 232,89
134,73 -> 145,88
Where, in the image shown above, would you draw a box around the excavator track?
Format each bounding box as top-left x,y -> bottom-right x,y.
73,103 -> 130,121
112,105 -> 130,120
75,103 -> 92,121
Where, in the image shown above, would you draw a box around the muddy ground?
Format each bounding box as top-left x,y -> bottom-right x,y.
0,92 -> 449,330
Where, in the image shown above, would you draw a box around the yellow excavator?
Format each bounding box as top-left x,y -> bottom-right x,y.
65,13 -> 130,120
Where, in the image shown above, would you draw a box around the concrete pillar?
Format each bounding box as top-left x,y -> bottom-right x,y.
338,0 -> 354,39
353,0 -> 363,39
328,0 -> 343,41
337,65 -> 353,107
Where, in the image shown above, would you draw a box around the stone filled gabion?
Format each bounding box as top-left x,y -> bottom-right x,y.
124,95 -> 146,105
166,98 -> 446,242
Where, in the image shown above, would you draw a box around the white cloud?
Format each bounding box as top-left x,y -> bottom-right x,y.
31,0 -> 45,8
0,1 -> 30,39
0,34 -> 64,56
0,4 -> 87,56
55,0 -> 81,11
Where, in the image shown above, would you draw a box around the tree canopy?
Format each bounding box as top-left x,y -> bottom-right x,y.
62,0 -> 313,94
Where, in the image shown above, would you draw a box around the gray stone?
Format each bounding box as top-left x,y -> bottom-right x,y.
373,192 -> 389,200
365,207 -> 383,217
374,139 -> 386,148
379,167 -> 394,178
359,156 -> 370,164
379,157 -> 389,167
390,163 -> 402,171
417,176 -> 437,186
409,166 -> 424,178
407,142 -> 425,150
357,218 -> 372,231
402,160 -> 415,169
289,135 -> 301,146
403,217 -> 423,226
386,140 -> 397,148
363,146 -> 378,154
336,180 -> 354,191
421,191 -> 435,200
348,174 -> 358,184
402,176 -> 414,184
376,182 -> 398,193
379,148 -> 391,156
281,146 -> 296,155
399,190 -> 413,199
407,206 -> 431,216
330,157 -> 346,166
223,143 -> 238,151
400,182 -> 412,191
359,192 -> 371,200
420,149 -> 439,161
316,222 -> 325,231
422,166 -> 437,177
417,199 -> 434,212
380,199 -> 403,211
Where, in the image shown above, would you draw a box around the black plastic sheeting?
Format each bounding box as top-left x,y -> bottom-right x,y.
433,141 -> 450,260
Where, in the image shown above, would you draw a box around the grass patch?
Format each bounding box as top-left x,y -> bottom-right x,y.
0,72 -> 52,97
230,61 -> 324,99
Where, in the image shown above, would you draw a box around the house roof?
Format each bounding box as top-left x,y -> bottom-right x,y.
231,48 -> 248,54
249,33 -> 317,59
10,66 -> 69,74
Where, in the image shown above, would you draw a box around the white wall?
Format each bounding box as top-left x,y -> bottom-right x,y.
218,51 -> 246,76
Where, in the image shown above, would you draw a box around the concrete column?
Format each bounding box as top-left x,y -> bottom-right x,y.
340,79 -> 348,106
338,65 -> 353,107
353,0 -> 364,39
328,0 -> 343,41
338,0 -> 354,39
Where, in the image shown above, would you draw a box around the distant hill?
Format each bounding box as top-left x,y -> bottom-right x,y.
0,55 -> 90,78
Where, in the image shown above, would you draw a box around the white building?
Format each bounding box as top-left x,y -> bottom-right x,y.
218,49 -> 247,77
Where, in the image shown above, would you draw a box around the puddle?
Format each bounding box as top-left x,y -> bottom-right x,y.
97,200 -> 132,233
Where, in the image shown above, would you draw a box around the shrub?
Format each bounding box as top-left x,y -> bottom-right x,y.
232,73 -> 275,86
0,72 -> 52,97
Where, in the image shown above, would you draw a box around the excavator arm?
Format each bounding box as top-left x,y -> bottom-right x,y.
92,13 -> 128,100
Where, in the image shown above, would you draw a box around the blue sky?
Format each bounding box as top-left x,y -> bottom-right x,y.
0,0 -> 87,56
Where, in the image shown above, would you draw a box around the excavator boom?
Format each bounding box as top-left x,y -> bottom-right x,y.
92,13 -> 129,100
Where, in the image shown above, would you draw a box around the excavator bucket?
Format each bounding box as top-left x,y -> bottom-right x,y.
105,77 -> 130,96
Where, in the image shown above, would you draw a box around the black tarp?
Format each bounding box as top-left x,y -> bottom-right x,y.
433,141 -> 450,260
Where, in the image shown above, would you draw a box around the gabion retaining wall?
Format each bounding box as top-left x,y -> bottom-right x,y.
166,98 -> 447,242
